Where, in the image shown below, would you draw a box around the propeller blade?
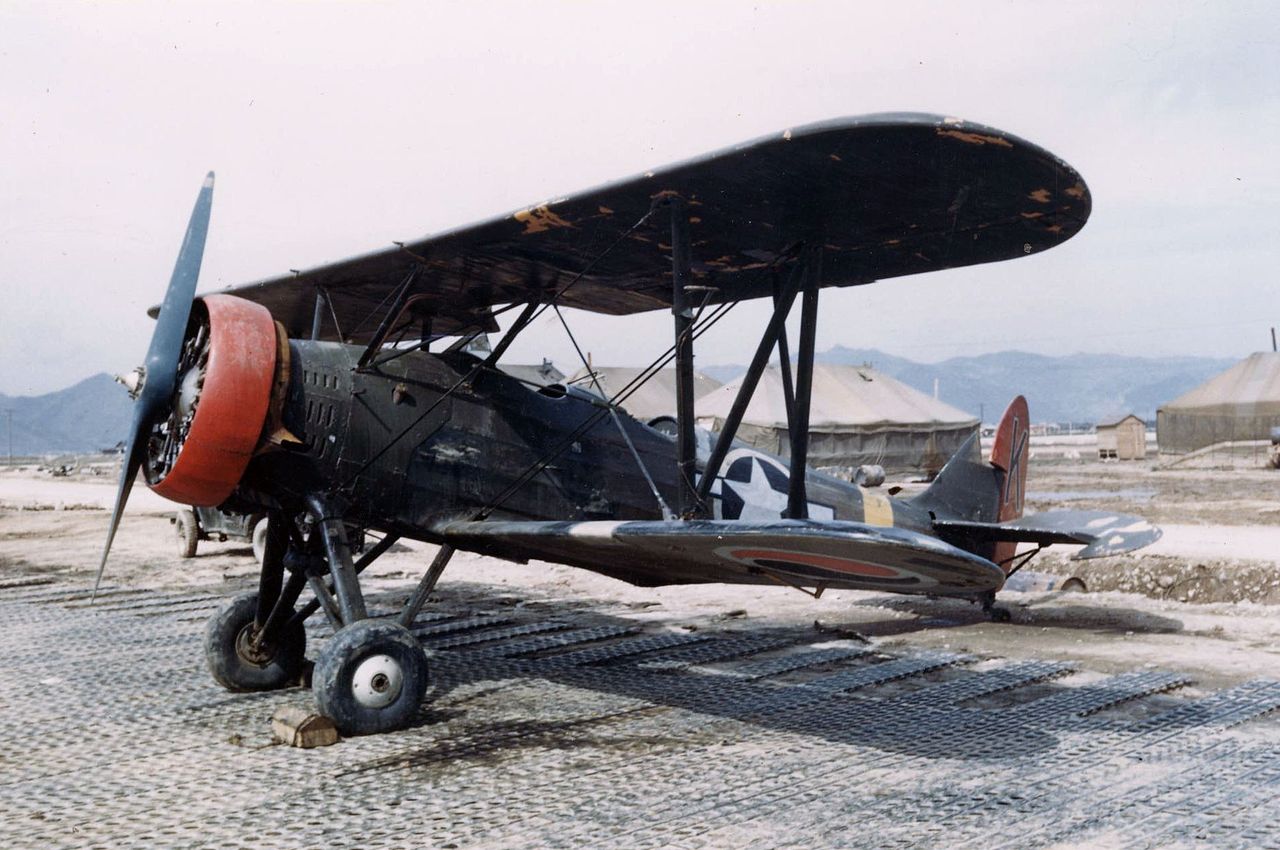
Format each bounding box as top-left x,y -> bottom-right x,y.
92,408 -> 148,599
138,172 -> 216,423
95,172 -> 216,598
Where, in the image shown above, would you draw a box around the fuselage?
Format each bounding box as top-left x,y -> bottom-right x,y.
232,341 -> 939,550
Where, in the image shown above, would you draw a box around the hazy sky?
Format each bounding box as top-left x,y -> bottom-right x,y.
1,1 -> 1276,396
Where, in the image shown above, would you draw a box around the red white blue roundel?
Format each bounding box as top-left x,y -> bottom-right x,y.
714,546 -> 938,589
702,448 -> 835,522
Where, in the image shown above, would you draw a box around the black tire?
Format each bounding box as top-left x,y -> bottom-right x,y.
313,619 -> 429,736
251,518 -> 269,564
204,593 -> 307,692
175,509 -> 199,558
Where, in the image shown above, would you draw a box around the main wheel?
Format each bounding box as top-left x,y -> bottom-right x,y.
175,509 -> 199,558
251,517 -> 269,564
313,619 -> 429,735
204,592 -> 307,691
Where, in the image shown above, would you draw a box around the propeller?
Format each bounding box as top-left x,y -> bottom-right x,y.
95,173 -> 215,598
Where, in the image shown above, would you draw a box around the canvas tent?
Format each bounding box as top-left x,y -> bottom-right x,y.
1156,352 -> 1280,454
696,364 -> 979,476
568,366 -> 723,422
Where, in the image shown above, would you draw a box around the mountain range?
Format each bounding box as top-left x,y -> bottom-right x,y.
1,350 -> 1240,454
0,374 -> 134,457
701,348 -> 1237,425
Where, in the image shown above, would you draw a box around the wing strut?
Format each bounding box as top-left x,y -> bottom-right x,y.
787,246 -> 822,519
695,257 -> 805,503
668,196 -> 703,517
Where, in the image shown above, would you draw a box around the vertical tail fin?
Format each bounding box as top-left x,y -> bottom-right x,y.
908,396 -> 1030,571
989,395 -> 1029,569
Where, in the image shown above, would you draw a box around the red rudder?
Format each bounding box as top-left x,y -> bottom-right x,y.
989,395 -> 1029,571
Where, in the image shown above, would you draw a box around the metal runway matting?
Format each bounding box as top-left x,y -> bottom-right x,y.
0,577 -> 1277,849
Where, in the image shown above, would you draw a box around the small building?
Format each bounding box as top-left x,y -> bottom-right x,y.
1096,414 -> 1146,460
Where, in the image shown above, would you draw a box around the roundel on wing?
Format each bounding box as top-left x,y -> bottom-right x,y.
715,546 -> 937,589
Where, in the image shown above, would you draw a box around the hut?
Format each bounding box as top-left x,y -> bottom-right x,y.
1096,414 -> 1147,460
1156,352 -> 1280,454
696,364 -> 979,476
568,366 -> 723,422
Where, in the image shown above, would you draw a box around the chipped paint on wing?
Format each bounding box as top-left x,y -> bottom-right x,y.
568,521 -> 625,540
514,204 -> 575,234
1064,182 -> 1087,199
1027,188 -> 1052,204
597,205 -> 614,215
936,128 -> 1014,148
783,129 -> 793,141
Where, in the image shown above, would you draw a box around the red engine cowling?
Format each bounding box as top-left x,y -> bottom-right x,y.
146,294 -> 279,506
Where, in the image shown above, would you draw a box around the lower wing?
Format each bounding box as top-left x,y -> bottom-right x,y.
434,518 -> 1006,596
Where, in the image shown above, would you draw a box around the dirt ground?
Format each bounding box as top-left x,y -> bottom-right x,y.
1,451 -> 1277,694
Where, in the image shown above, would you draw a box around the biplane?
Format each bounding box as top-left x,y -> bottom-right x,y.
100,114 -> 1160,734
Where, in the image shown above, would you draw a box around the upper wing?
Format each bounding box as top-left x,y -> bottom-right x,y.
171,113 -> 1090,342
934,510 -> 1162,560
435,517 -> 1007,595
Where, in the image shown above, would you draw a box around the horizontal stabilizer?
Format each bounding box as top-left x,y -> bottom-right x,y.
934,510 -> 1161,560
436,518 -> 1006,595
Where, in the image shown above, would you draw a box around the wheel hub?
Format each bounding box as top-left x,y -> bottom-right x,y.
351,654 -> 403,708
234,624 -> 275,667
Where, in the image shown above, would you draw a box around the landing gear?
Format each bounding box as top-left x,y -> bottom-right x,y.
980,591 -> 1013,623
312,619 -> 429,735
204,592 -> 307,691
201,496 -> 453,734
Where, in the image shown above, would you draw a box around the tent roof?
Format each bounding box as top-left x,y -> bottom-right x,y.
500,360 -> 566,387
697,363 -> 978,431
567,366 -> 723,421
1159,352 -> 1280,415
